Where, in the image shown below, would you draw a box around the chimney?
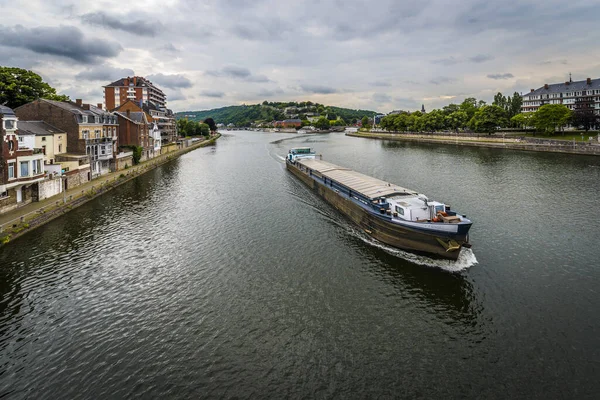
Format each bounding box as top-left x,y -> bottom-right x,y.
565,81 -> 570,85
124,78 -> 129,86
530,89 -> 534,92
544,84 -> 549,90
133,77 -> 137,85
97,103 -> 102,110
76,99 -> 83,107
82,104 -> 90,110
126,109 -> 130,118
587,77 -> 592,85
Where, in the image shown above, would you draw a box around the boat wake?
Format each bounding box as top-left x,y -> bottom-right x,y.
348,227 -> 478,272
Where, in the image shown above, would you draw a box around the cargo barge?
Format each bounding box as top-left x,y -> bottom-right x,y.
286,148 -> 472,260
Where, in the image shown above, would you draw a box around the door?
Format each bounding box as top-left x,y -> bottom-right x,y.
16,187 -> 22,203
31,183 -> 39,202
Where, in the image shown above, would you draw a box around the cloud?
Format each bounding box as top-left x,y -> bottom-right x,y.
370,81 -> 392,87
469,54 -> 494,63
432,54 -> 493,65
159,43 -> 180,53
76,65 -> 135,81
206,66 -> 270,82
201,90 -> 225,98
0,24 -> 121,63
81,12 -> 162,37
430,76 -> 457,85
432,57 -> 460,66
300,84 -> 337,94
147,73 -> 193,89
487,73 -> 515,80
373,93 -> 392,103
257,88 -> 284,97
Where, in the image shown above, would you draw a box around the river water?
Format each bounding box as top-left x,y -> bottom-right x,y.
1,131 -> 599,399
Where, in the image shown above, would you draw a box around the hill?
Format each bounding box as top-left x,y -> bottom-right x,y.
176,101 -> 379,127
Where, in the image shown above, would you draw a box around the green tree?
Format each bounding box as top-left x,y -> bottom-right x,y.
199,123 -> 210,136
361,116 -> 370,128
315,117 -> 330,130
468,105 -> 508,134
0,66 -> 70,109
572,109 -> 598,131
442,103 -> 460,115
460,98 -> 479,121
445,111 -> 468,132
531,104 -> 572,134
510,113 -> 533,130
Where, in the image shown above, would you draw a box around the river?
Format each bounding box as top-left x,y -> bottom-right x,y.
1,131 -> 599,398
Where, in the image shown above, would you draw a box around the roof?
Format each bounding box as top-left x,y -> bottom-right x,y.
17,121 -> 66,136
297,158 -> 418,200
38,99 -> 94,115
0,105 -> 16,117
523,78 -> 600,97
115,111 -> 147,124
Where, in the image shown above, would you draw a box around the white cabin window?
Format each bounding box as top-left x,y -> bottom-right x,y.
395,206 -> 404,216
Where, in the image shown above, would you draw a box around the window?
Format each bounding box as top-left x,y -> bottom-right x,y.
20,161 -> 29,177
18,136 -> 24,142
395,206 -> 404,216
82,130 -> 89,139
4,119 -> 15,130
32,159 -> 41,175
58,144 -> 62,153
0,190 -> 7,199
42,136 -> 46,141
8,163 -> 15,179
83,116 -> 88,123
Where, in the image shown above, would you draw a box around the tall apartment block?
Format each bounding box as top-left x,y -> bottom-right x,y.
521,77 -> 600,114
103,76 -> 167,111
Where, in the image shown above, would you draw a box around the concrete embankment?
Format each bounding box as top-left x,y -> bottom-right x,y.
0,134 -> 221,246
346,131 -> 600,156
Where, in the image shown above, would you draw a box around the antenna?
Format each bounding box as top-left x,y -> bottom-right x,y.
569,72 -> 572,83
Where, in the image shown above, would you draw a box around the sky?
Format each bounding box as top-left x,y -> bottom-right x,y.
2,0 -> 600,113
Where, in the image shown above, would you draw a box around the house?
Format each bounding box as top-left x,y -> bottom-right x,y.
522,77 -> 600,114
17,121 -> 67,165
274,119 -> 302,128
1,105 -> 46,213
115,110 -> 154,161
15,99 -> 118,178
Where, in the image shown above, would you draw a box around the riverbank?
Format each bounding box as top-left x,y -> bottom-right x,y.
0,134 -> 220,246
347,131 -> 600,156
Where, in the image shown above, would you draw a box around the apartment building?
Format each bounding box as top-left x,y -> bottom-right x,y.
103,76 -> 167,110
521,77 -> 600,114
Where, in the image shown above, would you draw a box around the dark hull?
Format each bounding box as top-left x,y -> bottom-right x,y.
287,161 -> 466,260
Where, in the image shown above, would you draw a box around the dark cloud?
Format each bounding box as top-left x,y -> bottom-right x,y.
487,73 -> 514,80
540,59 -> 568,65
0,25 -> 121,63
76,65 -> 135,81
159,43 -> 180,53
430,76 -> 457,85
81,12 -> 162,37
201,90 -> 225,98
147,73 -> 193,89
370,81 -> 392,87
300,84 -> 337,94
469,54 -> 494,63
167,91 -> 187,101
206,66 -> 270,82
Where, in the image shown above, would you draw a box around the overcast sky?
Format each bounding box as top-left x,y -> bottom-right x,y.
2,0 -> 599,113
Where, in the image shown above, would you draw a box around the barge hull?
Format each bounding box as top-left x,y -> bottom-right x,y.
287,161 -> 463,260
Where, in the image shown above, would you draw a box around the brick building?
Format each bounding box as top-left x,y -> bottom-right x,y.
15,99 -> 118,178
115,110 -> 155,161
103,76 -> 166,111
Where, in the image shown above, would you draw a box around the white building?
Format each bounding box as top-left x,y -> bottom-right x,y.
521,77 -> 600,114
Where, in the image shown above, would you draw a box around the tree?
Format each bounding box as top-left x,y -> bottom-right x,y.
442,103 -> 460,115
510,113 -> 533,130
509,92 -> 523,118
203,117 -> 217,132
0,66 -> 69,109
468,105 -> 508,134
445,111 -> 468,132
571,109 -> 598,131
361,116 -> 370,128
460,98 -> 479,121
315,117 -> 330,130
199,123 -> 210,136
531,104 -> 571,134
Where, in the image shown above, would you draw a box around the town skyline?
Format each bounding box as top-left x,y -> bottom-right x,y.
2,0 -> 599,112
